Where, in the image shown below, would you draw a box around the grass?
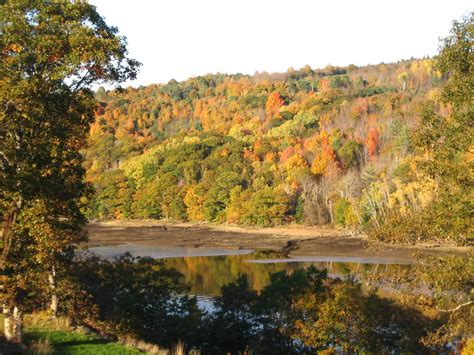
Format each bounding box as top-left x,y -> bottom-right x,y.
0,312 -> 145,354
26,328 -> 144,354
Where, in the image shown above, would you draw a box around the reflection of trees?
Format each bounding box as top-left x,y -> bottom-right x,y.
162,256 -> 411,295
164,256 -> 290,295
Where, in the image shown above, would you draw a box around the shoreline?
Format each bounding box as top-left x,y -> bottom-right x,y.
85,220 -> 471,262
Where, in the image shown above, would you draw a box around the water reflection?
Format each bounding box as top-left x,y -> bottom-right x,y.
162,255 -> 410,295
88,244 -> 411,296
88,244 -> 253,259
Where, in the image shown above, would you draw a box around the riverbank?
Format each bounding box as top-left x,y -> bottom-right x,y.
85,220 -> 471,262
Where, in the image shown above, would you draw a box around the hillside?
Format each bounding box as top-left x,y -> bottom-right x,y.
84,59 -> 448,241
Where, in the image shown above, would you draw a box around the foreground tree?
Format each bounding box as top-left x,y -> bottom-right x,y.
370,14 -> 473,244
64,254 -> 204,349
200,268 -> 433,353
0,0 -> 139,342
367,254 -> 473,352
411,14 -> 473,244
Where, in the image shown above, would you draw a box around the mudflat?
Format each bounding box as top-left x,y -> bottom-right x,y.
85,220 -> 471,262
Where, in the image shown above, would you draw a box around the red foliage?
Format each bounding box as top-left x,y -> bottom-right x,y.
280,146 -> 295,163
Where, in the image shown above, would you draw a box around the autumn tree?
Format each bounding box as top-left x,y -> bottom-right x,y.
0,0 -> 139,342
410,14 -> 473,244
365,128 -> 380,159
372,14 -> 473,244
265,91 -> 285,117
294,280 -> 429,353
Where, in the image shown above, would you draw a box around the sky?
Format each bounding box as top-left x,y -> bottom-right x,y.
90,0 -> 472,87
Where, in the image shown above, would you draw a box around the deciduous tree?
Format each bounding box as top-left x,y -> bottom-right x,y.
0,0 -> 139,342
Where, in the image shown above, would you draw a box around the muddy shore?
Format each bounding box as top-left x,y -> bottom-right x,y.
85,220 -> 471,262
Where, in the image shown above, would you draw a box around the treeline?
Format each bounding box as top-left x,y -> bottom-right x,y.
85,62 -> 429,220
85,46 -> 472,244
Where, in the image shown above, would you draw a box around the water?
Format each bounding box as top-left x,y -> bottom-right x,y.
88,244 -> 253,259
88,244 -> 410,296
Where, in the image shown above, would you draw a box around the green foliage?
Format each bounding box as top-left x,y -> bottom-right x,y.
0,0 -> 139,342
242,187 -> 290,226
294,195 -> 304,223
330,75 -> 352,89
199,266 -> 434,353
66,254 -> 203,349
367,254 -> 473,351
88,170 -> 133,219
204,171 -> 244,221
294,281 -> 429,353
371,14 -> 473,245
334,198 -> 354,226
337,140 -> 363,169
368,210 -> 434,244
131,179 -> 162,219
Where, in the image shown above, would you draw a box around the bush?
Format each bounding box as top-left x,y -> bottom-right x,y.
368,211 -> 433,244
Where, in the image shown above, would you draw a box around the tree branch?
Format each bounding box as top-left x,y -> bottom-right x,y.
438,300 -> 473,313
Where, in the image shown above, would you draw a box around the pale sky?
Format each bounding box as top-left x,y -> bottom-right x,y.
90,0 -> 472,87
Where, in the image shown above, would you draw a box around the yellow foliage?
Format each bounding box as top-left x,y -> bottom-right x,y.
183,187 -> 206,221
311,153 -> 329,176
461,337 -> 474,355
427,88 -> 442,102
388,177 -> 437,215
284,154 -> 308,171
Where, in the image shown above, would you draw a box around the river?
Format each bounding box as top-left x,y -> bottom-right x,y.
88,244 -> 411,298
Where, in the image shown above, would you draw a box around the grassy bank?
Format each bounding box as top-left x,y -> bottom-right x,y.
0,313 -> 145,354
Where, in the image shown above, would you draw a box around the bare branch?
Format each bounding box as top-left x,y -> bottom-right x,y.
438,300 -> 473,313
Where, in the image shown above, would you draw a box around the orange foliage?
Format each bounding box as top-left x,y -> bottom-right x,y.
367,114 -> 378,126
366,128 -> 380,159
280,146 -> 295,163
351,98 -> 368,119
318,78 -> 330,92
265,91 -> 285,117
265,151 -> 276,162
125,117 -> 135,132
303,134 -> 320,152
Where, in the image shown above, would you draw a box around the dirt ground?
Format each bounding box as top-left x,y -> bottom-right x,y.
85,220 -> 471,262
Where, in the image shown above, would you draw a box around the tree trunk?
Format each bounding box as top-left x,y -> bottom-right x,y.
12,306 -> 23,343
1,205 -> 19,269
3,304 -> 22,343
48,266 -> 58,317
327,199 -> 333,224
3,304 -> 14,341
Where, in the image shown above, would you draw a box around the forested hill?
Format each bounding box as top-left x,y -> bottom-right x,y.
84,59 -> 449,241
